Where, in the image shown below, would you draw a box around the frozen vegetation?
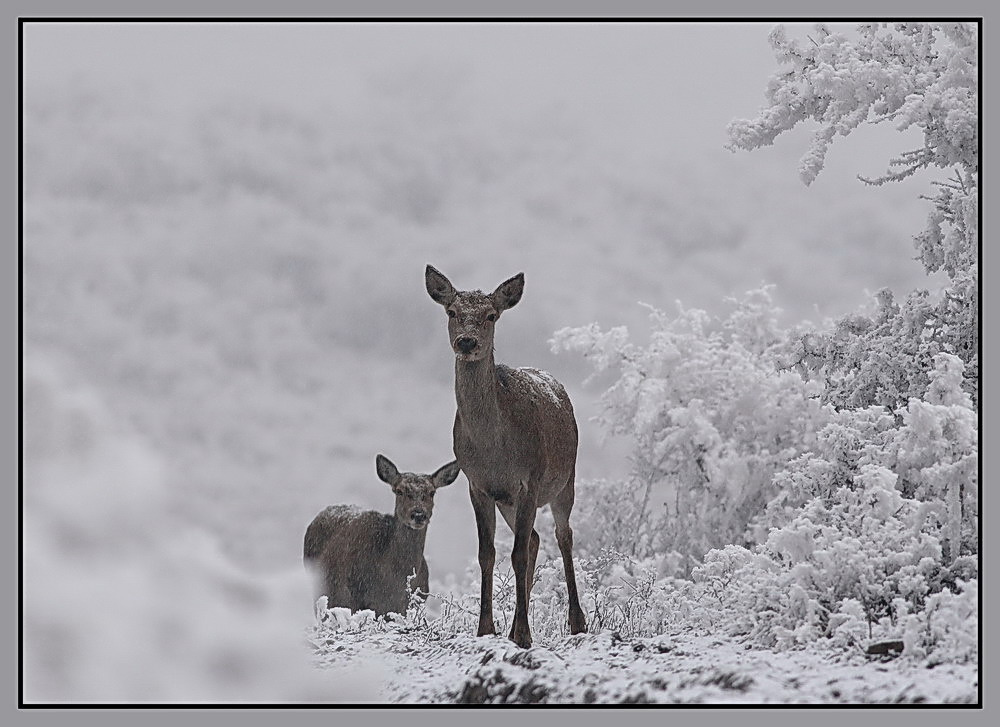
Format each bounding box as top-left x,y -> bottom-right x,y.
21,22 -> 977,704
306,607 -> 976,704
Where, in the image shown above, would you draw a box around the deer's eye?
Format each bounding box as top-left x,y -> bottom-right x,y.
486,313 -> 496,323
447,309 -> 456,318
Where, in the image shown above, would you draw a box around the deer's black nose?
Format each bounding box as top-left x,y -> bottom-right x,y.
411,509 -> 428,523
456,337 -> 477,353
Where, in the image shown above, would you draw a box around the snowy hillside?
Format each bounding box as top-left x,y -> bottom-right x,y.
307,610 -> 977,704
22,356 -> 376,703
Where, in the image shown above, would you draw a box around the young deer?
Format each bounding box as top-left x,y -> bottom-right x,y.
303,454 -> 460,617
425,264 -> 587,648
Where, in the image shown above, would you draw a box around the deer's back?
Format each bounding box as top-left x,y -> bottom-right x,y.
304,506 -> 425,615
303,505 -> 369,563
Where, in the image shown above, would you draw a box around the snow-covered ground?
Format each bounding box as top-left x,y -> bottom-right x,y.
308,610 -> 978,705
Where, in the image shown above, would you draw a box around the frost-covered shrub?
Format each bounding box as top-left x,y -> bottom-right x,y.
687,545 -> 782,638
757,465 -> 944,644
553,287 -> 829,567
751,352 -> 976,561
554,296 -> 976,661
684,540 -> 977,662
749,404 -> 897,538
556,550 -> 674,639
680,354 -> 976,656
411,549 -> 688,645
891,354 -> 978,560
783,284 -> 977,411
901,579 -> 977,664
559,479 -> 649,559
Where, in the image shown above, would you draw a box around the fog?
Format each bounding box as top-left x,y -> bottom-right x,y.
24,21 -> 931,185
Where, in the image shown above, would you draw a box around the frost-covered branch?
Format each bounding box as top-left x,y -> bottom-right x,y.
727,22 -> 977,185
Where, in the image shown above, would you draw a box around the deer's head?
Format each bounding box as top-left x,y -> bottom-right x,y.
425,265 -> 524,362
375,454 -> 460,530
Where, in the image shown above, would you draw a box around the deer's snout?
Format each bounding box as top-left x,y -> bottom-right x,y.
409,508 -> 429,527
455,336 -> 478,354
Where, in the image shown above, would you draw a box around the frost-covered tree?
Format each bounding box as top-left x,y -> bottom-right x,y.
728,22 -> 978,409
550,24 -> 977,661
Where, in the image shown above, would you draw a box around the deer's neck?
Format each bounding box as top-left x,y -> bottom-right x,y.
390,520 -> 427,567
454,353 -> 501,429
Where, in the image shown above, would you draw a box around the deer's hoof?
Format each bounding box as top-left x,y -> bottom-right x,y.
509,625 -> 532,649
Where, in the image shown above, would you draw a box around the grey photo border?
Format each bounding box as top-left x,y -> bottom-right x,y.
7,0 -> 992,724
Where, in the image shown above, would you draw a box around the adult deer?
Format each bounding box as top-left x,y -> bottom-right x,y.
425,264 -> 587,648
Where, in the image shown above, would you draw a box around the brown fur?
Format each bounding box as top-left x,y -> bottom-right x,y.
303,454 -> 459,616
425,265 -> 587,648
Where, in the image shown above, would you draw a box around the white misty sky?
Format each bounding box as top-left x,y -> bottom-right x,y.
22,20 -> 905,180
21,19 -> 939,579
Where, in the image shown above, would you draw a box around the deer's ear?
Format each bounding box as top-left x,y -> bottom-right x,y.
425,265 -> 457,307
492,272 -> 524,312
432,460 -> 461,489
375,454 -> 401,486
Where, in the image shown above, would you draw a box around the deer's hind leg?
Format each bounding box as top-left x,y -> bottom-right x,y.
497,502 -> 540,597
551,473 -> 587,635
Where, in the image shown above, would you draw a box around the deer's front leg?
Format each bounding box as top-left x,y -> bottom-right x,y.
509,486 -> 538,649
469,484 -> 497,637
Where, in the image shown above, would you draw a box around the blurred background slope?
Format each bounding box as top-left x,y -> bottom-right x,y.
22,354 -> 383,702
22,22 -> 939,580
